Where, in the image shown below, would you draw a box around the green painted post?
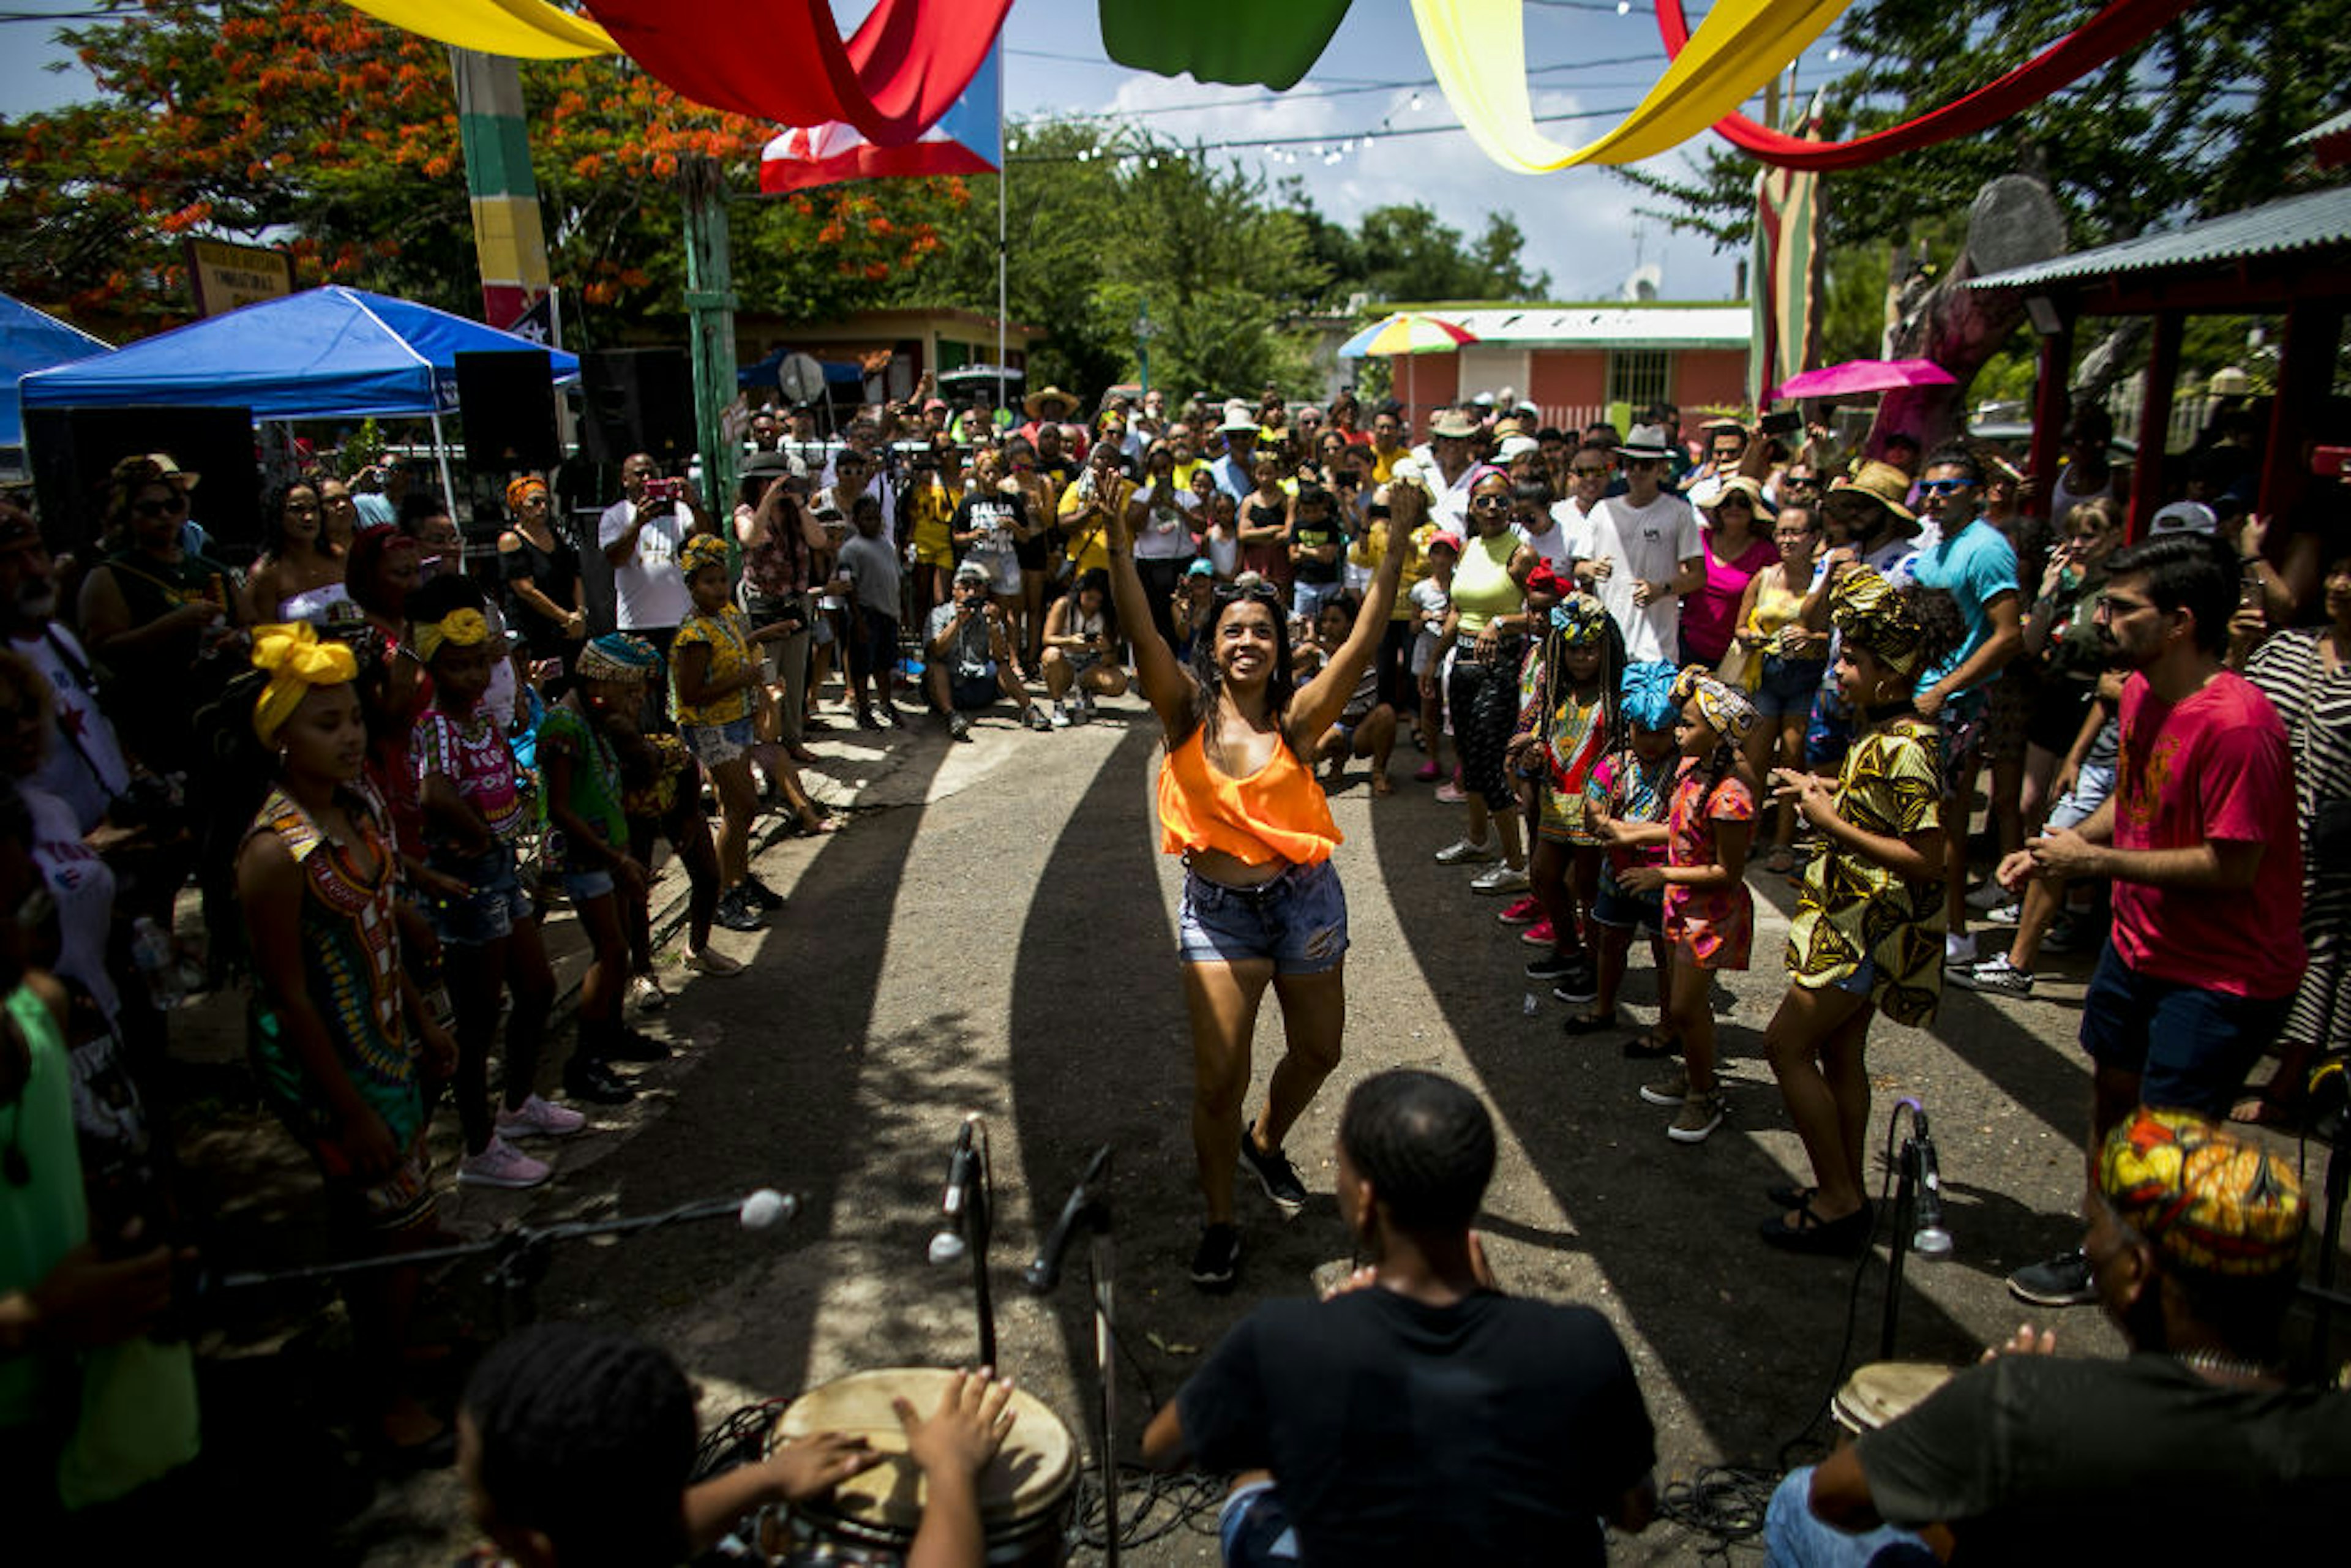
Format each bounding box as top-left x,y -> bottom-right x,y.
681,156 -> 739,530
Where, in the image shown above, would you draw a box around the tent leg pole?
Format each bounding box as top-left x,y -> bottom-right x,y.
430,410 -> 457,520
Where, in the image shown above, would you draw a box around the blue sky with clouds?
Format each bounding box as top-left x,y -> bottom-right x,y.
1,1 -> 1855,302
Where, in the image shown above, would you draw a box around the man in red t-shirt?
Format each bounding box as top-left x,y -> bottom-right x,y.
1994,533 -> 2303,1308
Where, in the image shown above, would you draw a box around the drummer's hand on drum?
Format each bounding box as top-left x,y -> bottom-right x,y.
894,1367 -> 1018,1482
764,1430 -> 883,1502
1981,1322 -> 2058,1362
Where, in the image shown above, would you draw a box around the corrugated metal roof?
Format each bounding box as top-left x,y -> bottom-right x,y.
1967,186 -> 2351,291
1439,305 -> 1750,348
2289,108 -> 2351,148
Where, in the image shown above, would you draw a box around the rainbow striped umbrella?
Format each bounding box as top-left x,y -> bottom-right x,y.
1338,311 -> 1480,358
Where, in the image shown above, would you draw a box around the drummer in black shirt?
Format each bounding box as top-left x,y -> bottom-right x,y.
1142,1069 -> 1657,1566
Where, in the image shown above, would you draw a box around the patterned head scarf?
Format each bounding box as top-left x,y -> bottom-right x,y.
1551,592 -> 1612,646
413,606 -> 492,664
1673,664 -> 1758,743
504,475 -> 549,514
1831,566 -> 1929,678
1621,661 -> 1679,732
2099,1108 -> 2305,1278
577,632 -> 659,685
678,533 -> 731,581
250,621 -> 358,745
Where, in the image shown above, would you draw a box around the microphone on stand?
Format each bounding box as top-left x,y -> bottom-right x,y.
1910,1105 -> 1953,1259
929,1117 -> 978,1266
1024,1145 -> 1112,1296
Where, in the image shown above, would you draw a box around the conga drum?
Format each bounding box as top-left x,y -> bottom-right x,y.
1831,1360 -> 1954,1443
763,1368 -> 1076,1566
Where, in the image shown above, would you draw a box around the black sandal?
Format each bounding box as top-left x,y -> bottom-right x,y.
1621,1030 -> 1676,1061
1758,1202 -> 1872,1255
1561,1010 -> 1619,1037
1764,1182 -> 1818,1211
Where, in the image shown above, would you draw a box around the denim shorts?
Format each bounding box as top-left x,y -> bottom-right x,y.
561,867 -> 616,903
2079,939 -> 2290,1116
1589,868 -> 1663,936
683,715 -> 755,768
1178,859 -> 1349,973
426,843 -> 534,947
1291,579 -> 1343,620
1753,654 -> 1829,718
2045,760 -> 2113,831
1218,1480 -> 1302,1566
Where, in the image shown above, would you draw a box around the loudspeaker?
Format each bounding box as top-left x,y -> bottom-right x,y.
456,350 -> 560,471
23,403 -> 260,558
575,348 -> 695,466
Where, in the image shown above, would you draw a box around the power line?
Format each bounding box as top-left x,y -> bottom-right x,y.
1005,102 -> 1650,165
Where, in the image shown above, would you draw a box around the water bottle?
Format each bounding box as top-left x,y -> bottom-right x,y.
131,917 -> 184,1011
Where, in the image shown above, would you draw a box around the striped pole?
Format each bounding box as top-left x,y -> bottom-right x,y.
451,48 -> 553,328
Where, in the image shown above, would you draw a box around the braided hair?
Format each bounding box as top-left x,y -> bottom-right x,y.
1532,601 -> 1630,771
463,1324 -> 697,1568
1340,1069 -> 1496,1233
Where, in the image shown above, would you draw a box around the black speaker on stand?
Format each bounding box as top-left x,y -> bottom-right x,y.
574,348 -> 695,467
455,350 -> 561,473
24,403 -> 260,559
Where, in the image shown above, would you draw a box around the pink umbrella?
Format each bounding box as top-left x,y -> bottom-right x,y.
1767,358 -> 1957,402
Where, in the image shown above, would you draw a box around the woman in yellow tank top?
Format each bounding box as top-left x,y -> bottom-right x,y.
1105,471 -> 1424,1291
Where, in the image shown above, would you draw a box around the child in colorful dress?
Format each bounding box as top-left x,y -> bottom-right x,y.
408,577 -> 581,1191
1761,568 -> 1948,1253
1506,591 -> 1624,1005
1624,667 -> 1759,1143
236,623 -> 456,1447
1568,662 -> 1682,1046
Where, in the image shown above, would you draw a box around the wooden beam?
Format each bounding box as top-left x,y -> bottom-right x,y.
2028,306 -> 2075,523
2256,299 -> 2345,528
2128,310 -> 2183,540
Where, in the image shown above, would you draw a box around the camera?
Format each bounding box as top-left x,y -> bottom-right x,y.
642,476 -> 688,505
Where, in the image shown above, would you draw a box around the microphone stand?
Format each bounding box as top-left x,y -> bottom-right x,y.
1880,1103 -> 1934,1361
1024,1146 -> 1117,1568
969,1120 -> 998,1371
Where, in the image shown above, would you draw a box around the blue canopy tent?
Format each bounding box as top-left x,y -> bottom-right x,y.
20,286 -> 580,501
1,293 -> 110,451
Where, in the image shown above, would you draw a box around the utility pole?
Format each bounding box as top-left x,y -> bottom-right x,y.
681,156 -> 740,525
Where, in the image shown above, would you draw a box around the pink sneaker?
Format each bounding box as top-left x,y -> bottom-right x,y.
1413,760 -> 1440,782
1434,781 -> 1468,804
497,1093 -> 587,1139
458,1134 -> 553,1190
1496,896 -> 1542,926
1520,919 -> 1557,947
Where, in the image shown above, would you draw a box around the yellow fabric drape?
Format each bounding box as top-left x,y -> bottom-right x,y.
1409,0 -> 1850,173
342,0 -> 617,59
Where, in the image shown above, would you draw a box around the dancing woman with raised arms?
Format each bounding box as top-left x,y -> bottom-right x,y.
1104,476 -> 1425,1291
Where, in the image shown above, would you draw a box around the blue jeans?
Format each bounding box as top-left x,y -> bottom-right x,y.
1763,1468 -> 1938,1566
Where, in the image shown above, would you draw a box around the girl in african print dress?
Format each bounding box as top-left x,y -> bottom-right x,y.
1621,667 -> 1760,1146
236,625 -> 456,1449
1760,568 -> 1951,1255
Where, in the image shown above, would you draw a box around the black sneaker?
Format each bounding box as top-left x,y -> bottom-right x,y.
605,1026 -> 672,1063
740,873 -> 786,912
1189,1223 -> 1240,1292
1238,1130 -> 1308,1218
1532,954 -> 1598,1002
562,1058 -> 636,1105
713,888 -> 764,933
2007,1247 -> 2097,1307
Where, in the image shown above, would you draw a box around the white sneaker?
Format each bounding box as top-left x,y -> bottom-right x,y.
1965,880 -> 2011,911
1955,955 -> 2035,997
1982,901 -> 2023,926
626,973 -> 668,1012
1050,700 -> 1073,729
1469,863 -> 1531,895
459,1134 -> 553,1189
1944,931 -> 1979,969
684,946 -> 746,977
497,1093 -> 587,1139
1433,838 -> 1496,865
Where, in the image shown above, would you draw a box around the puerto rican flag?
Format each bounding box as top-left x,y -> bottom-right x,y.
760,42 -> 1001,195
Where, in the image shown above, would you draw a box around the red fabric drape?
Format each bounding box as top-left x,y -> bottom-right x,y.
1657,0 -> 2198,171
580,0 -> 1013,144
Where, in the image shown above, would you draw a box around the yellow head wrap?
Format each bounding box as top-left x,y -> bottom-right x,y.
679,533 -> 732,580
1671,664 -> 1757,745
251,621 -> 358,746
1831,566 -> 1929,679
2099,1107 -> 2305,1278
413,607 -> 492,664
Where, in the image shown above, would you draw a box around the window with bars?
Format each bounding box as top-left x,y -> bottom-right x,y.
1607,350 -> 1672,413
